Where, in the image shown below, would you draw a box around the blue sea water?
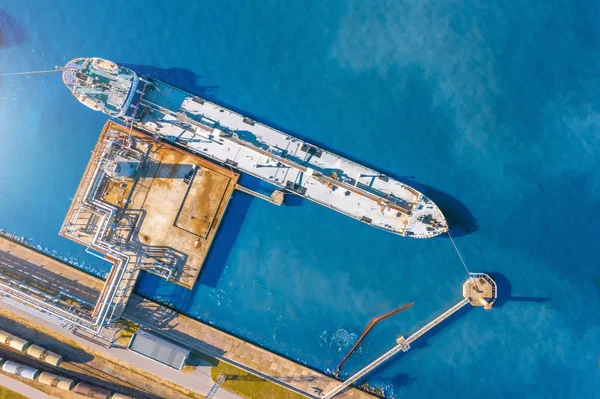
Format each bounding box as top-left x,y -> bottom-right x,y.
1,1 -> 599,397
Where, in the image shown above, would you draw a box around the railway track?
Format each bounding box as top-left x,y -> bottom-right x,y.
0,344 -> 182,399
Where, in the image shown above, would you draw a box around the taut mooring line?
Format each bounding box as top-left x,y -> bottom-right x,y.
0,69 -> 61,76
447,230 -> 472,277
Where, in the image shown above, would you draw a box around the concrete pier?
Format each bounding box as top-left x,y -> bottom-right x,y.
58,121 -> 239,320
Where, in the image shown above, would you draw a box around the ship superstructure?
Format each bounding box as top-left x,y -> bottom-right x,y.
61,58 -> 138,117
61,58 -> 448,238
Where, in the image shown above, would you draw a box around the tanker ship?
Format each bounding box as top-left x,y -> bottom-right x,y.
60,57 -> 447,238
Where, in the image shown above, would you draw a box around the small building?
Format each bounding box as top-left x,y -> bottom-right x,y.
128,330 -> 189,371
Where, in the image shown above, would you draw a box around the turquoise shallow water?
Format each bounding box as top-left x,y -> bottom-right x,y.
1,1 -> 599,397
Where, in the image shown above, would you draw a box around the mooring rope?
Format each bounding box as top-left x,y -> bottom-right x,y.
447,230 -> 483,292
0,69 -> 61,77
447,230 -> 472,277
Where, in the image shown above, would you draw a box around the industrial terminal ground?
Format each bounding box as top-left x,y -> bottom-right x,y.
0,226 -> 496,398
0,117 -> 379,398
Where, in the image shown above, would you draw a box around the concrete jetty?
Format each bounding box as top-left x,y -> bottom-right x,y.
59,121 -> 239,321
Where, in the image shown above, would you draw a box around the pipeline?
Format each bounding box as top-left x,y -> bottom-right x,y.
335,302 -> 413,374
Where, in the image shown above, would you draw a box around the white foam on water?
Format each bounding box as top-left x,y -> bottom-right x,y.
319,328 -> 359,354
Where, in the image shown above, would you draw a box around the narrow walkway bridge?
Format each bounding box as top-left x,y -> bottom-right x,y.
322,274 -> 496,399
235,184 -> 284,205
400,297 -> 470,349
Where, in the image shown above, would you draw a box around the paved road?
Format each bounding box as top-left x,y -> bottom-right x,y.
0,300 -> 241,399
0,372 -> 53,399
0,239 -> 103,304
0,341 -> 158,399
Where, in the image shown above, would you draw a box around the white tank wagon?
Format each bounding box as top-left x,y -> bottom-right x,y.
2,360 -> 40,380
111,394 -> 133,399
26,344 -> 63,367
73,382 -> 111,399
0,329 -> 30,351
37,371 -> 76,391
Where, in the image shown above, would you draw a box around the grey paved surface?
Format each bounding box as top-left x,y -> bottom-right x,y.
0,300 -> 240,399
0,236 -> 103,303
0,372 -> 54,399
126,296 -> 377,399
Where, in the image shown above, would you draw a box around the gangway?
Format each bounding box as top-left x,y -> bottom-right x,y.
322,274 -> 496,399
323,336 -> 413,399
234,184 -> 284,205
402,297 -> 469,348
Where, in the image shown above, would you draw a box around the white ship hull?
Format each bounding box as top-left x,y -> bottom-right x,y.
62,58 -> 448,238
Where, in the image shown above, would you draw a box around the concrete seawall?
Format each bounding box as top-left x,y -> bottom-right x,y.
0,235 -> 376,399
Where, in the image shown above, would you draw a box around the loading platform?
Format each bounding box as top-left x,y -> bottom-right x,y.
323,274 -> 497,399
59,121 -> 239,324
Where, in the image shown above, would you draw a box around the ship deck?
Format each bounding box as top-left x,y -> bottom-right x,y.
129,79 -> 446,238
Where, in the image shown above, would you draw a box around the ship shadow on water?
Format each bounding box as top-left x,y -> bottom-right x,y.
486,272 -> 550,308
0,10 -> 28,94
396,177 -> 477,238
118,63 -> 219,98
197,175 -> 256,287
0,10 -> 28,48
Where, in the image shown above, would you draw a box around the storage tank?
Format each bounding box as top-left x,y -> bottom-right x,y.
73,382 -> 110,399
26,344 -> 63,367
2,360 -> 40,380
0,329 -> 29,351
38,372 -> 75,391
111,394 -> 133,399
